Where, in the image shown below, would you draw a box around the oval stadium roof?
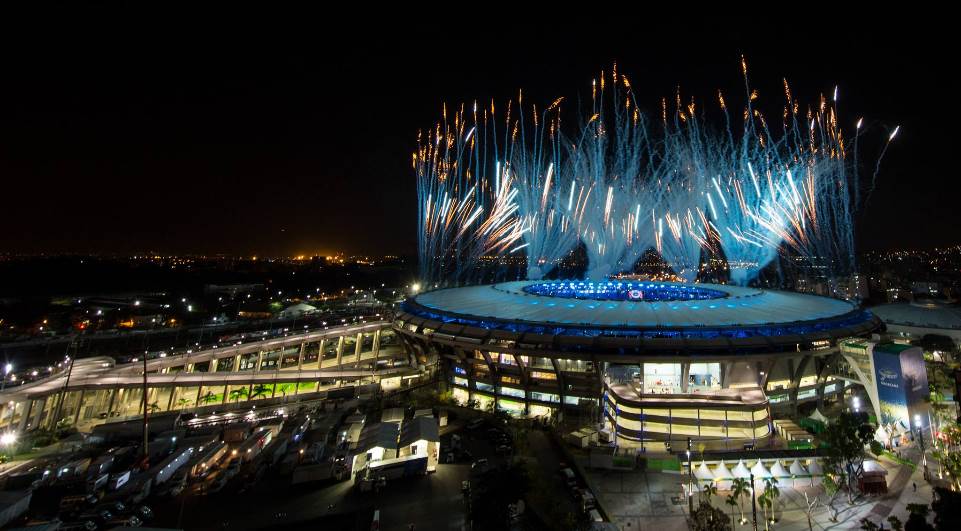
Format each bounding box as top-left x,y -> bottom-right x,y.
409,281 -> 859,329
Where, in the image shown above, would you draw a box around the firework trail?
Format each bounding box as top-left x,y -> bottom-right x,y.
415,61 -> 898,292
511,96 -> 582,280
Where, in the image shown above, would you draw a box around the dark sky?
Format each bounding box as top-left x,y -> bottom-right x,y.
0,14 -> 951,256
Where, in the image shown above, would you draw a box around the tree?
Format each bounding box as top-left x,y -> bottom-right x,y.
802,492 -> 819,531
702,482 -> 718,505
905,503 -> 934,531
934,423 -> 961,491
821,411 -> 875,503
690,501 -> 732,531
724,494 -> 739,529
176,397 -> 192,410
200,391 -> 219,405
146,402 -> 161,413
250,384 -> 271,399
730,478 -> 749,524
932,486 -> 961,531
229,387 -> 249,403
761,479 -> 780,525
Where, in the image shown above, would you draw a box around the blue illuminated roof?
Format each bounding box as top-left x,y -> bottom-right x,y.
407,281 -> 863,330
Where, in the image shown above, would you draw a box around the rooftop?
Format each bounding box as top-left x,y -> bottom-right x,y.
409,281 -> 860,329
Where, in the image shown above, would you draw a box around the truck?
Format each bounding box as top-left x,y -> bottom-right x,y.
151,447 -> 194,485
237,429 -> 271,463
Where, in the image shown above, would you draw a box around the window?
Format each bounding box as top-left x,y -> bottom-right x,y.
498,386 -> 525,398
531,391 -> 559,403
531,371 -> 557,381
501,375 -> 521,385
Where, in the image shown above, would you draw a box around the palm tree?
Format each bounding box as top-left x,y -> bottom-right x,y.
176,397 -> 192,410
762,479 -> 780,525
250,384 -> 271,400
725,494 -> 739,528
731,478 -> 749,525
229,387 -> 249,403
200,391 -> 218,405
758,490 -> 771,531
147,402 -> 161,413
701,482 -> 718,505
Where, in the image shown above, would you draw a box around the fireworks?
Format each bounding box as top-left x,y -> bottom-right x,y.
415,64 -> 898,290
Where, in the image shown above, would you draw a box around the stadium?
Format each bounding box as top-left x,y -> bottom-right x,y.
394,280 -> 883,449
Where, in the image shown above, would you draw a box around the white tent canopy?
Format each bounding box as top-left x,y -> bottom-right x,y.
695,462 -> 715,481
713,461 -> 733,480
808,409 -> 830,424
750,460 -> 771,479
807,460 -> 824,476
732,460 -> 751,479
789,460 -> 807,476
770,461 -> 790,478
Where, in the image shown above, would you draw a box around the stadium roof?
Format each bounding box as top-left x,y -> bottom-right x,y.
870,301 -> 961,330
410,281 -> 858,329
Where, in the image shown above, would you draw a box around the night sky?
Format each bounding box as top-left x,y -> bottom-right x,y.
0,15 -> 950,256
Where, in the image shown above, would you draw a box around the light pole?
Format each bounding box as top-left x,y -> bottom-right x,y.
915,414 -> 929,480
750,471 -> 759,531
686,437 -> 694,514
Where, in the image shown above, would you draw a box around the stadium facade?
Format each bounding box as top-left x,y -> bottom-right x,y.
394,280 -> 883,448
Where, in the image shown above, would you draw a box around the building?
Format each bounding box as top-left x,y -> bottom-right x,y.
870,300 -> 961,347
838,340 -> 930,435
394,280 -> 882,449
0,321 -> 417,432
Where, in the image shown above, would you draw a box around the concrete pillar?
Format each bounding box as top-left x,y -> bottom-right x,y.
73,389 -> 86,425
31,397 -> 47,430
255,350 -> 264,371
18,400 -> 32,431
106,389 -> 118,419
334,337 -> 344,367
680,363 -> 690,393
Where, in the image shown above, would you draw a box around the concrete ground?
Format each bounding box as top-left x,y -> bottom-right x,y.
580,448 -> 938,531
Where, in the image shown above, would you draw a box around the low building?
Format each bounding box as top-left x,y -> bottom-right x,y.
351,422 -> 399,472
398,416 -> 440,472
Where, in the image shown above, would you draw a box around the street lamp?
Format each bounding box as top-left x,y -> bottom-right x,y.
915,414 -> 929,480
0,431 -> 16,447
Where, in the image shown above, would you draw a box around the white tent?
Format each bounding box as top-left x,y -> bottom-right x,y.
807,460 -> 824,476
788,459 -> 807,476
875,425 -> 891,443
695,462 -> 715,481
769,460 -> 790,487
750,460 -> 771,479
732,460 -> 751,479
713,461 -> 733,490
770,460 -> 790,478
808,409 -> 830,424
